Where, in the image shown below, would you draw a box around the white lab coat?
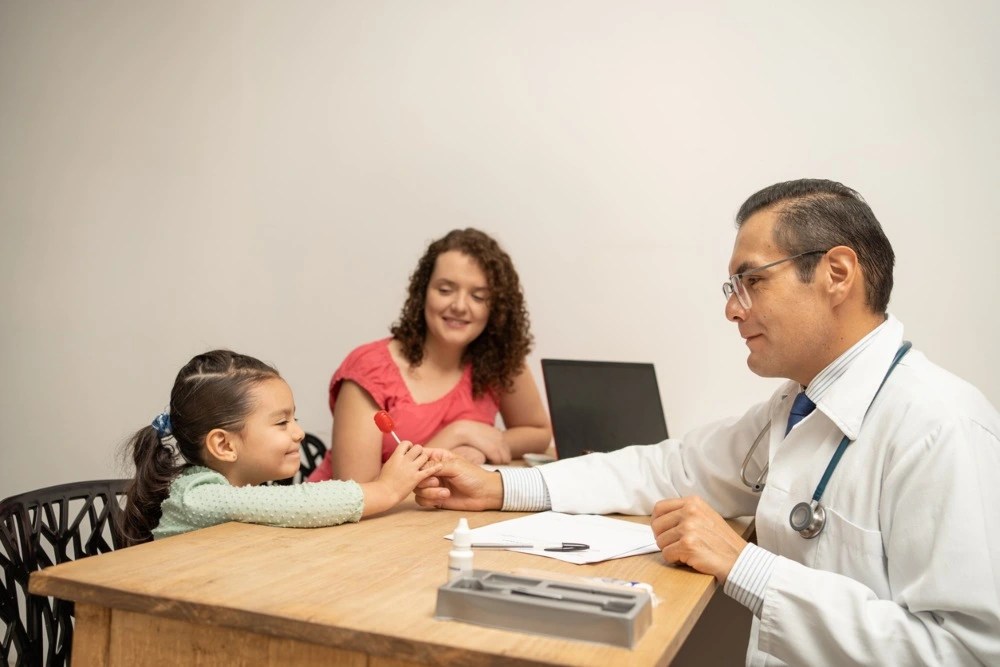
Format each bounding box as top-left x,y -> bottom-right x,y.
539,317 -> 1000,665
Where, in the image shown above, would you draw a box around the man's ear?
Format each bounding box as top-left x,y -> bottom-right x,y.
204,428 -> 238,464
823,245 -> 860,307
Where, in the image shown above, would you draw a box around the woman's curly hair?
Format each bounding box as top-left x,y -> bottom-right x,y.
390,228 -> 533,398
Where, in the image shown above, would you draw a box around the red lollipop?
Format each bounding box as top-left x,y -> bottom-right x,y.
373,410 -> 402,445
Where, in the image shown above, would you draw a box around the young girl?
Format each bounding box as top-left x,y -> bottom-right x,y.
122,349 -> 440,544
309,228 -> 552,484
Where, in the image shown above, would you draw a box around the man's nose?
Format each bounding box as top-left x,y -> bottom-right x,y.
725,292 -> 746,322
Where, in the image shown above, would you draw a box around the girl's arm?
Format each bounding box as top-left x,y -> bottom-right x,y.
329,381 -> 384,483
164,444 -> 441,535
158,468 -> 366,536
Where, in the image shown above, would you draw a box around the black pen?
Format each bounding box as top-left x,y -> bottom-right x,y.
470,542 -> 590,552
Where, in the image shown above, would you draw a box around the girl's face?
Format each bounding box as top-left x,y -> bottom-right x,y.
423,250 -> 491,351
229,378 -> 304,486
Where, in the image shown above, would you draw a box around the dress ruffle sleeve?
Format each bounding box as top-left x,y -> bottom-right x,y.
329,338 -> 399,413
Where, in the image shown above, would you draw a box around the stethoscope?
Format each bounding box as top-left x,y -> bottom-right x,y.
740,341 -> 912,539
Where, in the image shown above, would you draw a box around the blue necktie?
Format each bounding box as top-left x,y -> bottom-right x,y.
785,392 -> 816,436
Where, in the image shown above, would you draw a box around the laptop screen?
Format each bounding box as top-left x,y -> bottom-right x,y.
540,359 -> 669,459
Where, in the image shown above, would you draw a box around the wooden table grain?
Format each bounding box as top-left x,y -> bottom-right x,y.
30,501 -> 751,666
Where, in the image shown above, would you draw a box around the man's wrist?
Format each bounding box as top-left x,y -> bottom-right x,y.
497,468 -> 551,511
718,537 -> 749,582
487,471 -> 504,510
723,543 -> 777,617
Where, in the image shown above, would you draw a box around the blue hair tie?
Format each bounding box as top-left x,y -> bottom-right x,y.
151,412 -> 173,438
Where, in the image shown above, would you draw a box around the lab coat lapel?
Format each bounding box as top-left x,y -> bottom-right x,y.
815,316 -> 905,441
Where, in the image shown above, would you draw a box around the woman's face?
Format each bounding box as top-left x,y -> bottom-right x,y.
423,250 -> 491,351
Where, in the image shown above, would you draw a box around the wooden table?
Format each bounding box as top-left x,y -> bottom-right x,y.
30,502 -> 751,666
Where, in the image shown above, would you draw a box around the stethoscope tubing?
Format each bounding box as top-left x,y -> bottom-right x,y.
740,341 -> 913,538
739,423 -> 770,492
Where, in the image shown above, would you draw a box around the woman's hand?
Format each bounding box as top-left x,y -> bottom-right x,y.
451,444 -> 487,465
427,420 -> 512,464
456,421 -> 511,464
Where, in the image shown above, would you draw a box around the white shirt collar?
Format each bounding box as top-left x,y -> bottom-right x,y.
805,314 -> 905,440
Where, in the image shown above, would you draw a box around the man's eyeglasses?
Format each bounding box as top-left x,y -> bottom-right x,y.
722,250 -> 828,310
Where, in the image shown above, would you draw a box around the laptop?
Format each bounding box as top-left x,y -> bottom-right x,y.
540,359 -> 669,459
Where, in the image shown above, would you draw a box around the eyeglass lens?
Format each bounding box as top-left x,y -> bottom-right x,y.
723,276 -> 752,309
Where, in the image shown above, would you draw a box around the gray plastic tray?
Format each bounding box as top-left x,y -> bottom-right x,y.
434,570 -> 652,648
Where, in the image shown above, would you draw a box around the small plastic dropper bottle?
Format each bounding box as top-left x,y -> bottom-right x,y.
448,517 -> 474,582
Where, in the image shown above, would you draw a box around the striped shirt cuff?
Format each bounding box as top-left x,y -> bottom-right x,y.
723,542 -> 777,618
498,467 -> 551,512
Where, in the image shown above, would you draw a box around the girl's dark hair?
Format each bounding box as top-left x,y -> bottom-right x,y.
121,350 -> 280,545
390,228 -> 533,397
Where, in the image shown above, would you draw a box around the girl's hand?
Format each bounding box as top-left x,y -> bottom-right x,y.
361,441 -> 441,516
422,447 -> 456,467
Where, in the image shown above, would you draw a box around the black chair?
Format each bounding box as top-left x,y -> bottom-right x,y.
0,479 -> 129,667
271,432 -> 328,485
298,432 -> 328,480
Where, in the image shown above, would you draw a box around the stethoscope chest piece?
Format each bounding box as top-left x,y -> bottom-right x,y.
789,501 -> 826,539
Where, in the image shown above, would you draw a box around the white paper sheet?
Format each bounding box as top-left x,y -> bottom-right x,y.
447,511 -> 660,564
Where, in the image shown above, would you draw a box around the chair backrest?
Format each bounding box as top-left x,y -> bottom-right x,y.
270,432 -> 328,486
298,433 -> 327,481
0,479 -> 129,666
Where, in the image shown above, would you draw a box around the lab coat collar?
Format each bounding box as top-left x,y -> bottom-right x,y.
812,314 -> 905,441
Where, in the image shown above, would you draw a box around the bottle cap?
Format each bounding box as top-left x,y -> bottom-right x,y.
453,517 -> 472,549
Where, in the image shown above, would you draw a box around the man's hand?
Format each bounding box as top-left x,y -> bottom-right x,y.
651,496 -> 747,583
413,454 -> 504,511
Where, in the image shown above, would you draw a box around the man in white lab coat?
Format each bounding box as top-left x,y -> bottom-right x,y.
416,179 -> 1000,665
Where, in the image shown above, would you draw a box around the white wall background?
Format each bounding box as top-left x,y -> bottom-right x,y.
2,1 -> 998,497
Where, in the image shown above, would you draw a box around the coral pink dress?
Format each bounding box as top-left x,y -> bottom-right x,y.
308,338 -> 500,481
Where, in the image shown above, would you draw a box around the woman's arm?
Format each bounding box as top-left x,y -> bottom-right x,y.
420,367 -> 551,464
329,380 -> 384,483
498,365 -> 552,458
425,366 -> 552,463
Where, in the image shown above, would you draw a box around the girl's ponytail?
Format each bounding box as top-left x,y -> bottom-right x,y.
122,423 -> 181,546
121,350 -> 280,545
